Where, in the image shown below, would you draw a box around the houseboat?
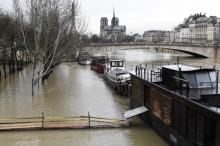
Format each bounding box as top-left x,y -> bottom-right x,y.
90,55 -> 107,73
104,60 -> 131,96
130,64 -> 220,146
78,51 -> 91,65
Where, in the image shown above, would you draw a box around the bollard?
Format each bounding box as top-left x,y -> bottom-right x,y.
135,66 -> 137,75
186,82 -> 189,99
144,68 -> 146,79
42,112 -> 45,128
140,67 -> 142,77
217,70 -> 219,94
88,112 -> 91,128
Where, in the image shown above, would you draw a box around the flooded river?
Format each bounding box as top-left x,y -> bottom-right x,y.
0,47 -> 219,146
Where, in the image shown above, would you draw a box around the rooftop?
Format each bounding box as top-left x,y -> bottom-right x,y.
162,64 -> 199,72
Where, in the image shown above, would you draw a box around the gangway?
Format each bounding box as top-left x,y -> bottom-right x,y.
0,113 -> 129,131
123,106 -> 148,119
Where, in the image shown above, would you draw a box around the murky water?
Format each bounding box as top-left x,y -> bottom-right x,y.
0,47 -> 219,146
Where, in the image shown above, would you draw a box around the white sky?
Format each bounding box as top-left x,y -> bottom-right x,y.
1,0 -> 220,35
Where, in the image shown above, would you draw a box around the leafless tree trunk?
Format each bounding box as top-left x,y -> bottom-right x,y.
13,0 -> 86,95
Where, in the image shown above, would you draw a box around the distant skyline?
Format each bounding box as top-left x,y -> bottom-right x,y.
1,0 -> 220,35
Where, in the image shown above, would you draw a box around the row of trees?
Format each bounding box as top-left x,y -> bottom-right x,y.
81,34 -> 142,44
0,0 -> 86,95
0,10 -> 29,79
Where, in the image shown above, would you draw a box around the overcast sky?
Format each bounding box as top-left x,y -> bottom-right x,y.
1,0 -> 220,35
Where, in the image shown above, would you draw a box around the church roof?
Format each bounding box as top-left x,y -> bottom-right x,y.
103,25 -> 126,32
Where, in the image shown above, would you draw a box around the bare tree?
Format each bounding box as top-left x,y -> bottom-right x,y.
13,0 -> 86,95
0,12 -> 26,78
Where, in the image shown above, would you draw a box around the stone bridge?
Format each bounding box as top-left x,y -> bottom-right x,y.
83,43 -> 220,58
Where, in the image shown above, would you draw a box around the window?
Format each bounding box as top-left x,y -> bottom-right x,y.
117,61 -> 123,67
196,71 -> 211,88
111,62 -> 116,67
183,72 -> 197,88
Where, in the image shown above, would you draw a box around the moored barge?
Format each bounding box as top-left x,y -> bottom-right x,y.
104,60 -> 131,96
91,55 -> 107,73
130,64 -> 220,146
78,51 -> 91,65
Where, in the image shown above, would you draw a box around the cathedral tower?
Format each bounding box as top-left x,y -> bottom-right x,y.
100,17 -> 108,37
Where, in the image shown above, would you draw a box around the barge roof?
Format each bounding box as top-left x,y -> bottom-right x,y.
162,64 -> 199,71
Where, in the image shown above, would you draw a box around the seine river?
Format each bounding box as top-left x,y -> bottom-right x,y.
0,47 -> 219,146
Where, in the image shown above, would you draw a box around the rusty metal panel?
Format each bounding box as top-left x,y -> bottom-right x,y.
149,88 -> 172,125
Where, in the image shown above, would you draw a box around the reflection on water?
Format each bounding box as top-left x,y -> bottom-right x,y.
2,47 -> 218,146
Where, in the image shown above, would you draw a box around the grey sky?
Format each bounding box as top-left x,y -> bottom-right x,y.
1,0 -> 220,34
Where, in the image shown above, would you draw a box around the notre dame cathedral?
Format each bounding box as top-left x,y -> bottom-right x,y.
100,10 -> 126,42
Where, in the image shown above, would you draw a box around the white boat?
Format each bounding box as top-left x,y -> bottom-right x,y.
78,51 -> 91,65
104,60 -> 131,89
79,60 -> 91,65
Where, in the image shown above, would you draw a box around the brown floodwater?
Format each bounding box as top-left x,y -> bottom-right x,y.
0,47 -> 219,146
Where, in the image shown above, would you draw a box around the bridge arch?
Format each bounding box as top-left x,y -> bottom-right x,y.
83,43 -> 217,58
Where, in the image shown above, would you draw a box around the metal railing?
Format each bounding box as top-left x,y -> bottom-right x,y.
135,65 -> 162,82
172,76 -> 190,98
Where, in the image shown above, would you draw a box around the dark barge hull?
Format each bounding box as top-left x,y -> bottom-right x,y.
91,64 -> 105,73
130,74 -> 220,146
105,75 -> 131,96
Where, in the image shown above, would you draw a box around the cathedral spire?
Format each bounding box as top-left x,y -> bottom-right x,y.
111,8 -> 119,26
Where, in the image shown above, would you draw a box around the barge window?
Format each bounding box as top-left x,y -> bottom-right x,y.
196,71 -> 211,88
209,71 -> 217,87
209,71 -> 216,82
182,72 -> 197,88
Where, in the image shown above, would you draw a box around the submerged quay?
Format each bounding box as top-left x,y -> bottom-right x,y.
1,0 -> 220,145
0,47 -> 220,146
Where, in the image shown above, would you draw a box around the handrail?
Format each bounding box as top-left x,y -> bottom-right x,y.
172,76 -> 190,98
172,76 -> 189,84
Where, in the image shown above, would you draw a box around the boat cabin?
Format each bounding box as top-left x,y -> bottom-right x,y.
162,64 -> 217,88
91,55 -> 107,64
109,60 -> 124,68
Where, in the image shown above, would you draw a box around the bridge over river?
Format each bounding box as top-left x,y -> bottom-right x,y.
83,43 -> 220,58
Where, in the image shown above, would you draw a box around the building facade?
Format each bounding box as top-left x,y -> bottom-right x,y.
143,30 -> 170,43
173,13 -> 220,45
100,11 -> 126,42
142,13 -> 220,45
